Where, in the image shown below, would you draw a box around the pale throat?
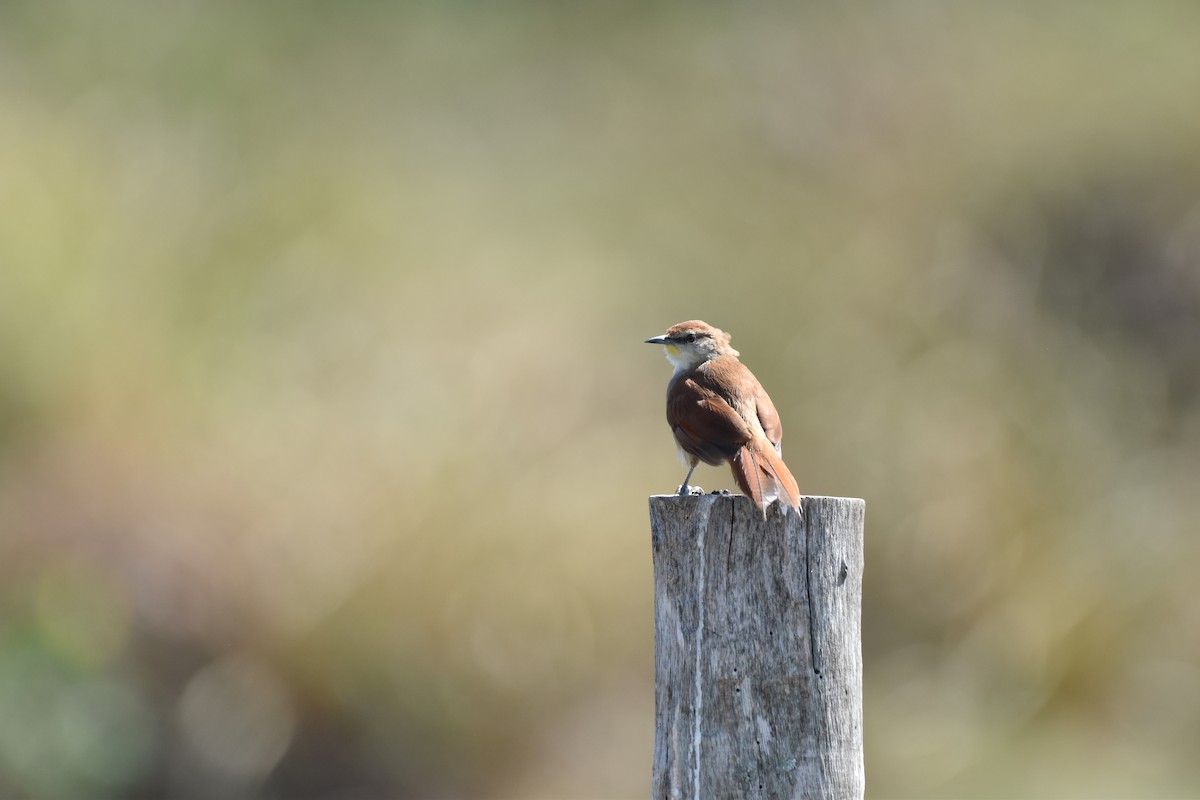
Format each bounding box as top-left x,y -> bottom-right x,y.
662,343 -> 709,376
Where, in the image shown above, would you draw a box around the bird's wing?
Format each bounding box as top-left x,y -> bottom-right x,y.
753,384 -> 784,454
693,355 -> 783,450
667,375 -> 752,466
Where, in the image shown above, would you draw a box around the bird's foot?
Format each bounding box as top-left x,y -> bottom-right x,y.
676,484 -> 705,497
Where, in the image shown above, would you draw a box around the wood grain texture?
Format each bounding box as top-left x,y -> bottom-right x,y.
649,494 -> 865,800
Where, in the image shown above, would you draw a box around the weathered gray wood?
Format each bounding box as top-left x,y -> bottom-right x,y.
649,494 -> 865,800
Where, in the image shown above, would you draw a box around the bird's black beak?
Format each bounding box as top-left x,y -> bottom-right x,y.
644,335 -> 669,345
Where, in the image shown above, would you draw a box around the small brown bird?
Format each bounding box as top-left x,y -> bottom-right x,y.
645,320 -> 801,516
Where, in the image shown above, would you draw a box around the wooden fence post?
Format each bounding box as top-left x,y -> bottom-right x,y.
649,494 -> 865,800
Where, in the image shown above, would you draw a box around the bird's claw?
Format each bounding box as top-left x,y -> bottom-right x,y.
677,484 -> 705,497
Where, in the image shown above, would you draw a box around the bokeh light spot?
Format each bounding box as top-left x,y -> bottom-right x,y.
56,676 -> 158,790
34,557 -> 132,669
177,654 -> 296,783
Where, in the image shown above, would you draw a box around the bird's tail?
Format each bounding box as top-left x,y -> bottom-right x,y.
731,437 -> 802,516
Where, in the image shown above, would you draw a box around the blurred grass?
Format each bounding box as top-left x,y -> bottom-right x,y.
2,1 -> 1200,797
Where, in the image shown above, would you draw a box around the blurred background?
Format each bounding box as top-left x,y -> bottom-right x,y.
2,2 -> 1199,797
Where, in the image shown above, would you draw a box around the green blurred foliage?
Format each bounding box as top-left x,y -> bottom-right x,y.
2,1 -> 1200,797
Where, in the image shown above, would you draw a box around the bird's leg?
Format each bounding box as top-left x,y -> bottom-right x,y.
677,462 -> 700,496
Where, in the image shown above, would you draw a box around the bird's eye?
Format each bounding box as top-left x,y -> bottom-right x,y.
683,333 -> 697,343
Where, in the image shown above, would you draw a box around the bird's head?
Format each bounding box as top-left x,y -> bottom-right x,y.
644,320 -> 738,372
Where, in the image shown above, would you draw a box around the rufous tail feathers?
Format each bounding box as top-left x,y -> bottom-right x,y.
730,437 -> 801,516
